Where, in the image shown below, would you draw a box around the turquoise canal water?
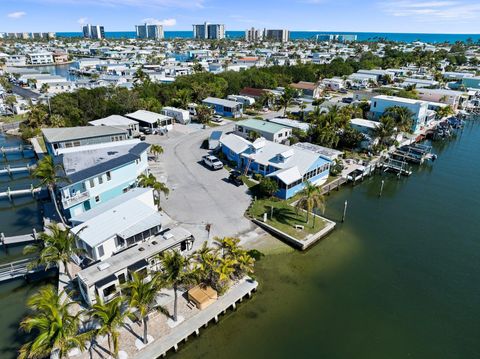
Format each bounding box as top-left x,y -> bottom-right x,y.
171,121 -> 480,359
1,123 -> 480,358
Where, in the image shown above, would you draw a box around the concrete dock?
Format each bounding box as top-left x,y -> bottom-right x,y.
134,278 -> 258,359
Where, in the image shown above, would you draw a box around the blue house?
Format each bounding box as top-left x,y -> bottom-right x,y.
58,140 -> 150,218
220,134 -> 331,199
202,97 -> 243,118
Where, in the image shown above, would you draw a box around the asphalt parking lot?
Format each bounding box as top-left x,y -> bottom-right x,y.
146,123 -> 256,245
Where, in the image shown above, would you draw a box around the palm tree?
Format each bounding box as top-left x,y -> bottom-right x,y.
149,144 -> 164,162
196,104 -> 213,124
172,89 -> 191,109
158,250 -> 196,322
89,296 -> 129,358
295,181 -> 326,227
137,173 -> 169,210
384,106 -> 414,133
373,116 -> 396,147
123,272 -> 164,345
133,67 -> 149,86
279,86 -> 296,117
23,222 -> 84,280
19,286 -> 83,359
436,105 -> 454,119
40,83 -> 50,94
32,155 -> 69,225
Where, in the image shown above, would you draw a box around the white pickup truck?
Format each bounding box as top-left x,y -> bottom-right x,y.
202,155 -> 224,170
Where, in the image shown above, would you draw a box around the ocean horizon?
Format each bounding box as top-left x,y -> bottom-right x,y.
56,30 -> 480,43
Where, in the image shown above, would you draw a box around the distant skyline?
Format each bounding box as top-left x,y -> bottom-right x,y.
2,0 -> 480,34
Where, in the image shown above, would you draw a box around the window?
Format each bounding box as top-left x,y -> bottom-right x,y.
373,101 -> 377,108
102,284 -> 116,297
89,179 -> 95,188
95,195 -> 100,203
106,171 -> 111,181
98,175 -> 103,184
117,273 -> 126,284
97,245 -> 105,257
278,133 -> 283,138
259,164 -> 265,172
238,126 -> 244,132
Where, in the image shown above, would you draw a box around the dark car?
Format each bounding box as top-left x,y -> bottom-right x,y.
228,170 -> 244,186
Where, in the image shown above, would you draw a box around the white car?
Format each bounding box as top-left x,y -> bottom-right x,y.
202,155 -> 224,170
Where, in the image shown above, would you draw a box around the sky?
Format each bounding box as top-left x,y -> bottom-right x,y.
1,0 -> 480,34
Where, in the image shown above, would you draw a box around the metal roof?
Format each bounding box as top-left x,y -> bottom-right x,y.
42,126 -> 127,143
203,97 -> 241,108
61,141 -> 149,184
71,196 -> 165,248
236,119 -> 288,134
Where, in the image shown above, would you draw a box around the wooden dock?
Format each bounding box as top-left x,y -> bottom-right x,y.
1,145 -> 35,158
1,230 -> 38,246
0,185 -> 41,200
0,257 -> 35,282
134,278 -> 258,359
0,164 -> 35,176
321,176 -> 347,195
382,158 -> 412,177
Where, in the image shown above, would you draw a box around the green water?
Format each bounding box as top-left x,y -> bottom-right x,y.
171,122 -> 480,359
1,123 -> 479,358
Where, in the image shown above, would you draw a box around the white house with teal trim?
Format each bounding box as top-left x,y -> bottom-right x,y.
370,95 -> 436,133
220,134 -> 331,199
58,139 -> 150,219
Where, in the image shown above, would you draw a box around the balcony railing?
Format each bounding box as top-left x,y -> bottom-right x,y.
61,190 -> 90,208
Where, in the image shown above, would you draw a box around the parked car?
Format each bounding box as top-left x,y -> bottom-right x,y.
212,115 -> 223,123
202,155 -> 224,170
342,97 -> 353,104
339,88 -> 348,94
228,170 -> 244,186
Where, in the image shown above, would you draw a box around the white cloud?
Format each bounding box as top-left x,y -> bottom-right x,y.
380,0 -> 480,21
7,11 -> 26,19
142,18 -> 177,26
77,17 -> 87,25
35,0 -> 204,9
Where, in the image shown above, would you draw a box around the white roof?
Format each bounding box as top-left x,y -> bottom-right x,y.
203,97 -> 241,108
220,133 -> 251,154
125,110 -> 172,124
372,95 -> 424,105
272,166 -> 302,185
221,134 -> 330,184
71,193 -> 165,248
89,115 -> 137,127
350,118 -> 380,129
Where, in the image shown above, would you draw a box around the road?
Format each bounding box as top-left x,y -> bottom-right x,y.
12,85 -> 40,100
146,123 -> 257,246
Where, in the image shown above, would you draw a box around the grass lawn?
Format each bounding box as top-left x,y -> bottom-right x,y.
0,114 -> 27,123
240,175 -> 257,188
35,136 -> 47,152
248,198 -> 326,240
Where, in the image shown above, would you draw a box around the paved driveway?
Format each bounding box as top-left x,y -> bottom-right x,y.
147,123 -> 256,245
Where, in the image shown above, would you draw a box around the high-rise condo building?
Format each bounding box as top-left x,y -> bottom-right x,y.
245,27 -> 263,42
193,22 -> 225,40
135,24 -> 164,40
82,24 -> 105,40
265,29 -> 290,43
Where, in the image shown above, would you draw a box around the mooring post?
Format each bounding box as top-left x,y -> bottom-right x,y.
379,180 -> 385,197
33,228 -> 37,240
342,200 -> 348,223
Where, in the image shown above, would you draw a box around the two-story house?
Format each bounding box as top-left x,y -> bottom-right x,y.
71,187 -> 169,263
369,95 -> 436,133
58,139 -> 149,218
